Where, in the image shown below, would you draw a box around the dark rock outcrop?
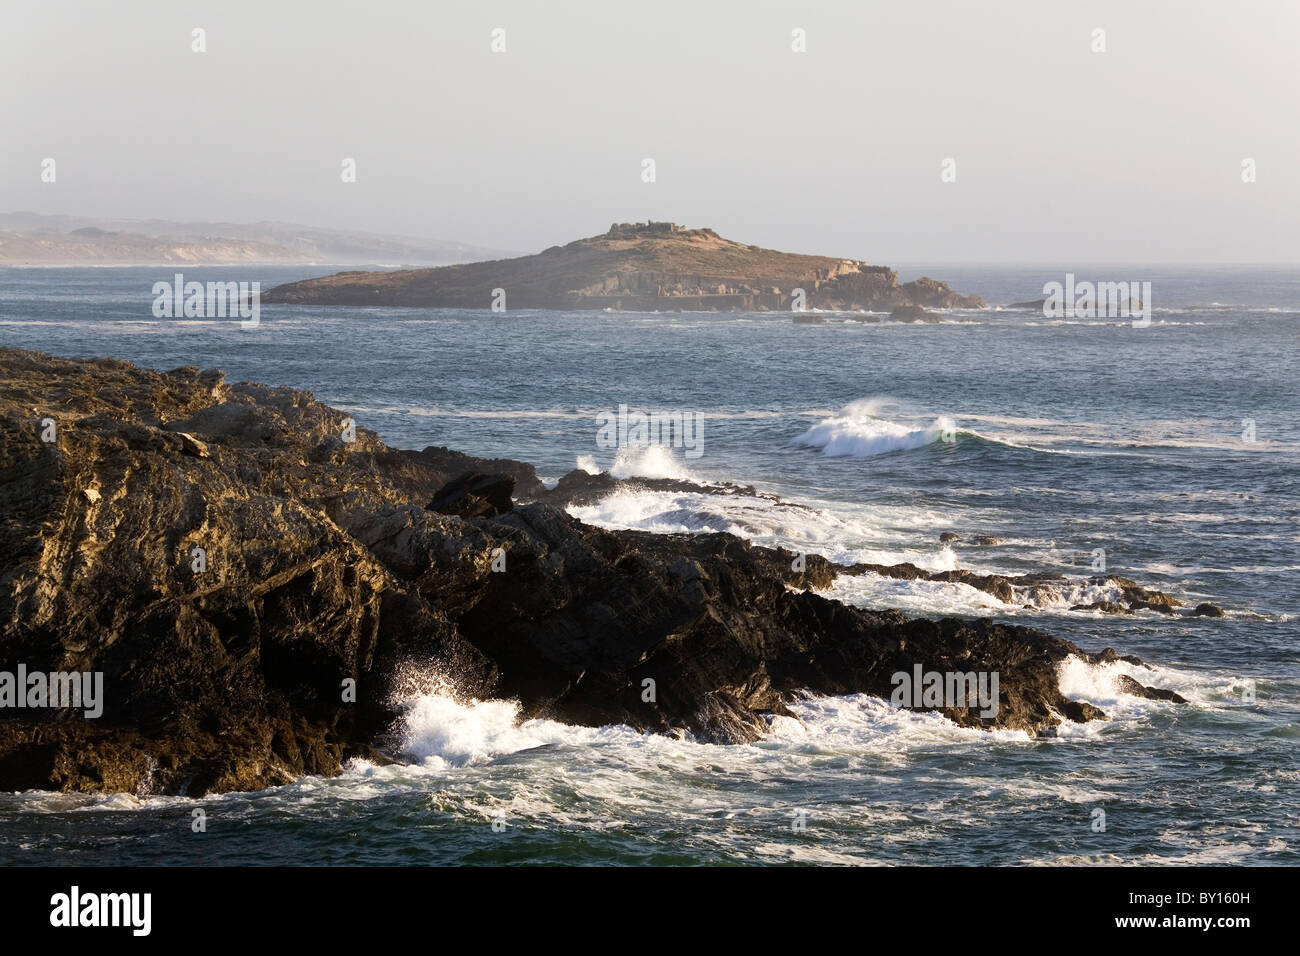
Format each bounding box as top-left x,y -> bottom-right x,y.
1070,601 -> 1134,615
264,222 -> 986,313
428,472 -> 515,518
1,349 -> 1182,796
890,304 -> 944,323
547,477 -> 1165,626
1116,674 -> 1188,704
1112,577 -> 1182,615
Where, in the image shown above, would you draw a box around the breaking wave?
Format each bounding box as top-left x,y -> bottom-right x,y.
601,445 -> 699,480
792,399 -> 959,457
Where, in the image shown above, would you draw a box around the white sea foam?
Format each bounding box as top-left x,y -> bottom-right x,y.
375,682 -> 1042,783
1056,654 -> 1240,717
567,487 -> 959,574
563,476 -> 1195,619
563,470 -> 1213,620
394,693 -> 616,769
828,574 -> 1008,617
793,399 -> 956,457
573,447 -> 699,481
5,657 -> 1248,823
607,444 -> 696,480
773,692 -> 1034,748
368,656 -> 1235,788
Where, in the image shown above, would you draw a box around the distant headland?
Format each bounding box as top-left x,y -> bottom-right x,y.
0,212 -> 508,266
263,222 -> 986,312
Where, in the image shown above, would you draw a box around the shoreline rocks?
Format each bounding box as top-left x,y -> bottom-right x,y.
1,349 -> 1188,796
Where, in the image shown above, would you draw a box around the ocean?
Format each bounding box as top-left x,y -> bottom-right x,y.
1,264 -> 1296,865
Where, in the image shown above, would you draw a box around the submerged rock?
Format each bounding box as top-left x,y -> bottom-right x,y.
0,349 -> 1183,795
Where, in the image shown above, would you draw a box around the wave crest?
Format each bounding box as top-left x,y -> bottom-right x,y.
793,400 -> 956,457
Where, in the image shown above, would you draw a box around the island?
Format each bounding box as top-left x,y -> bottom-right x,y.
263,221 -> 986,312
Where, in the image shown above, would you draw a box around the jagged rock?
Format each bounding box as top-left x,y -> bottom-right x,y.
899,277 -> 977,309
176,431 -> 210,459
543,470 -> 776,511
1070,601 -> 1134,615
1194,603 -> 1226,617
972,535 -> 1004,546
1116,674 -> 1189,704
1092,648 -> 1146,666
427,472 -> 515,518
838,561 -> 931,581
1058,699 -> 1107,722
1107,577 -> 1182,615
550,473 -> 1196,621
890,304 -> 944,323
0,349 -> 1183,796
928,569 -> 1016,604
833,561 -> 1184,618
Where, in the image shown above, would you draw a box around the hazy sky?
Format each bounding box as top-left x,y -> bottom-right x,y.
3,0 -> 1297,263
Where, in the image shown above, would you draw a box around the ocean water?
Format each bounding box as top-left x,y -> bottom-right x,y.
0,265 -> 1296,866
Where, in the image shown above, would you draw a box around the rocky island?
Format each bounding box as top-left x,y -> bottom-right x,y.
264,221 -> 986,312
0,349 -> 1184,797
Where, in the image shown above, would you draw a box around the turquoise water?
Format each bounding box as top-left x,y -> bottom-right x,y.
1,265 -> 1296,865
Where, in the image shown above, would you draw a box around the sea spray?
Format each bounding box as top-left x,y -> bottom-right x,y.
792,401 -> 957,457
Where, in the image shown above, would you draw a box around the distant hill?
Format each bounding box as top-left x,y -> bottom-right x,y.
264,221 -> 985,312
0,213 -> 511,266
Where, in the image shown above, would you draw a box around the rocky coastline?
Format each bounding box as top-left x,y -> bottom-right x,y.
0,349 -> 1188,797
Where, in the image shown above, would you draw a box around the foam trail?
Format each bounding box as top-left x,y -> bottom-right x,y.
391,679 -> 1038,775
1056,654 -> 1238,721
